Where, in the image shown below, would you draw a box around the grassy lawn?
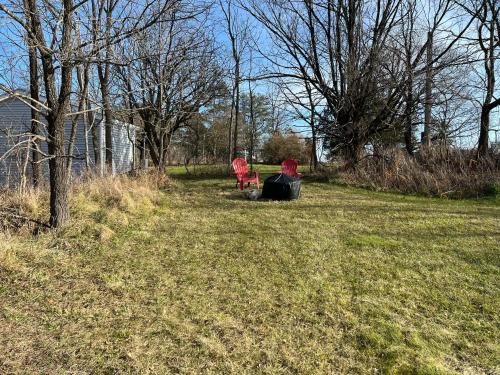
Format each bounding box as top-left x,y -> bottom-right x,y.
0,166 -> 499,374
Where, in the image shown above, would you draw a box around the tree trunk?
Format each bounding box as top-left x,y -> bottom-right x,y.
402,2 -> 415,156
142,115 -> 168,169
227,95 -> 234,168
232,59 -> 240,160
404,76 -> 414,155
422,31 -> 433,148
478,107 -> 490,157
25,0 -> 73,227
346,136 -> 363,167
311,126 -> 318,171
137,130 -> 146,169
24,1 -> 42,187
306,81 -> 318,171
248,82 -> 255,170
28,43 -> 42,187
98,62 -> 113,173
48,115 -> 70,227
476,1 -> 498,159
96,6 -> 114,172
89,107 -> 101,171
84,110 -> 90,170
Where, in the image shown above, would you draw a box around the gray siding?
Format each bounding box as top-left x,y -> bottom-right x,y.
95,121 -> 136,174
0,96 -> 136,187
111,121 -> 136,174
0,97 -> 45,185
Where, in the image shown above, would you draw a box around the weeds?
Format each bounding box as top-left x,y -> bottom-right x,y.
338,147 -> 500,198
0,170 -> 169,234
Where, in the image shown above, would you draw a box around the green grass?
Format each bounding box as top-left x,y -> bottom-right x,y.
0,166 -> 499,374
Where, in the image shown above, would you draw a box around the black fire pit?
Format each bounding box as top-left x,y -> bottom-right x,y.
261,173 -> 301,200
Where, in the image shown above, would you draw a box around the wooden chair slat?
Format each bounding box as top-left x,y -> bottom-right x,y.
232,158 -> 260,191
281,159 -> 301,177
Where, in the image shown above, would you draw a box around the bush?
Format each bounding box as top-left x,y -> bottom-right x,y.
337,147 -> 500,198
262,132 -> 310,164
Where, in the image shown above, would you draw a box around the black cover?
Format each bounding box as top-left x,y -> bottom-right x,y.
261,173 -> 301,200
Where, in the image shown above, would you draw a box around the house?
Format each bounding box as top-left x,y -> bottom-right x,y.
0,92 -> 138,186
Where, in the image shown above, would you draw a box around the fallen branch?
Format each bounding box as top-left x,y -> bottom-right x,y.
0,207 -> 49,230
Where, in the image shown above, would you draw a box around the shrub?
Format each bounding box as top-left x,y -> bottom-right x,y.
337,147 -> 500,198
262,132 -> 310,164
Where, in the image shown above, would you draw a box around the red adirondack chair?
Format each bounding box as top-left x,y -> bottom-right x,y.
232,158 -> 260,191
281,159 -> 302,177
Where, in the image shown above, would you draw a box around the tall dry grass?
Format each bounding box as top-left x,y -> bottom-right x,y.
0,170 -> 169,234
0,186 -> 45,233
338,147 -> 499,198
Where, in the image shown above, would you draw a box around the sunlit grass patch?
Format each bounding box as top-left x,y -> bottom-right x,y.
0,167 -> 498,373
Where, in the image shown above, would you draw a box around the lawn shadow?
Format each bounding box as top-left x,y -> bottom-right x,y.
169,172 -> 230,181
221,190 -> 247,201
301,174 -> 331,183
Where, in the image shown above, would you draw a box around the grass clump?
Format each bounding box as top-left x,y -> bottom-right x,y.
0,186 -> 46,234
0,167 -> 498,374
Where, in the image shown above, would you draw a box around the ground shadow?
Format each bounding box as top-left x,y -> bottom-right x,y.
169,172 -> 230,181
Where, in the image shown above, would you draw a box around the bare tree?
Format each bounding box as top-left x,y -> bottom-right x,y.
242,0 -> 477,164
84,0 -> 180,172
474,0 -> 499,158
220,0 -> 249,163
279,79 -> 321,171
13,0 -> 76,226
0,0 -> 184,227
117,4 -> 224,169
22,0 -> 43,187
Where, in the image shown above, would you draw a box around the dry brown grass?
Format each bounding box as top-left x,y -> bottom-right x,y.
0,186 -> 46,234
338,147 -> 500,198
73,170 -> 168,209
0,170 -> 170,235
